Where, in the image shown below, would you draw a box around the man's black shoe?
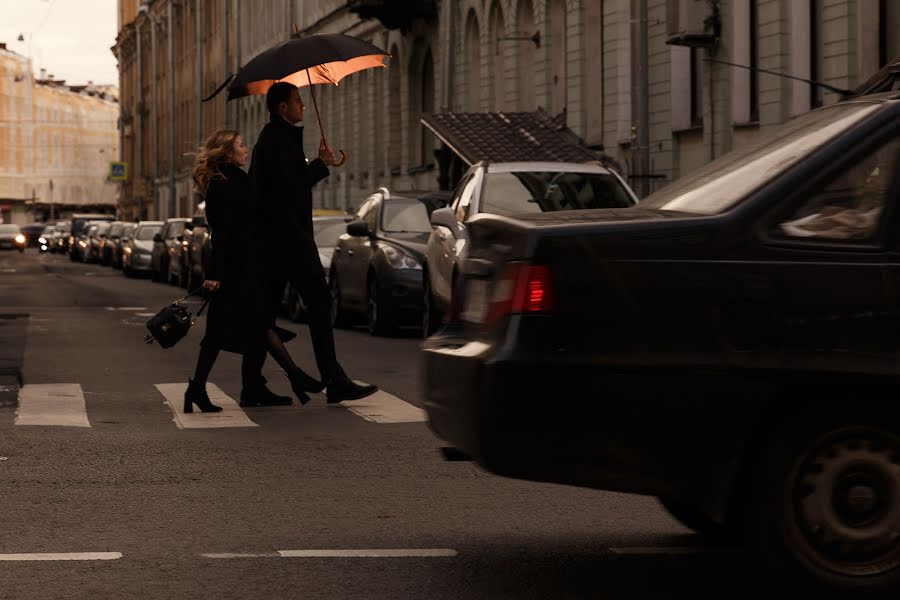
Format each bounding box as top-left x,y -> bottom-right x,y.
239,385 -> 293,407
326,379 -> 378,404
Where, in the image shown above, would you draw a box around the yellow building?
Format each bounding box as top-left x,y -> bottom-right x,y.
0,42 -> 119,224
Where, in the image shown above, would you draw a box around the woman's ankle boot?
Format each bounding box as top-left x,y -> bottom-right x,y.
184,379 -> 223,413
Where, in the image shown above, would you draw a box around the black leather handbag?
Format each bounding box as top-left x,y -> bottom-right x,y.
144,291 -> 208,349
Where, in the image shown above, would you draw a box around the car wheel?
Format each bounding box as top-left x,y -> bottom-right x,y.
748,405 -> 900,594
658,498 -> 735,540
422,272 -> 441,338
330,270 -> 347,328
366,274 -> 393,337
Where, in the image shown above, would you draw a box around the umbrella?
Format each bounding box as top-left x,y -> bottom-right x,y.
206,33 -> 389,166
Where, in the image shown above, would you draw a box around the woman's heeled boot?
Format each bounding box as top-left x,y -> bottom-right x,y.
183,379 -> 223,413
287,369 -> 323,406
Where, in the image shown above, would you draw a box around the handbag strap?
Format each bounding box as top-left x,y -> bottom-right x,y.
190,298 -> 211,325
173,286 -> 205,305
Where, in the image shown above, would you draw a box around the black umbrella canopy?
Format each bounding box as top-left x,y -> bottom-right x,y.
226,34 -> 389,100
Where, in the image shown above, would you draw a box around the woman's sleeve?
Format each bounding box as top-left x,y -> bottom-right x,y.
204,181 -> 236,282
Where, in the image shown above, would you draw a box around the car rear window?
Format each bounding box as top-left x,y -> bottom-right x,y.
642,102 -> 882,215
481,171 -> 634,217
0,225 -> 19,233
136,226 -> 160,241
381,200 -> 432,233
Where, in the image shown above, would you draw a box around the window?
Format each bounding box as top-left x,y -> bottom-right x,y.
776,137 -> 900,242
381,200 -> 432,233
481,171 -> 634,216
454,175 -> 479,222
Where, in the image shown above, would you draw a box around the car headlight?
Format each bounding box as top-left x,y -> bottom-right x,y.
14,234 -> 25,244
124,247 -> 132,254
38,237 -> 47,244
79,240 -> 87,248
382,246 -> 421,270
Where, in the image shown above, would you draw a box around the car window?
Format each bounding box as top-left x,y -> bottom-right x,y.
165,222 -> 184,238
481,171 -> 634,216
136,226 -> 160,241
775,137 -> 900,242
109,224 -> 124,237
454,176 -> 479,223
122,225 -> 135,238
0,225 -> 19,233
451,175 -> 473,212
381,200 -> 432,233
642,103 -> 882,215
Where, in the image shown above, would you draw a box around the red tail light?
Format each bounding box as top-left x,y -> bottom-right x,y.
485,263 -> 554,328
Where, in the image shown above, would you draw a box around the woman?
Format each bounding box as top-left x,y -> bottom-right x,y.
184,129 -> 324,413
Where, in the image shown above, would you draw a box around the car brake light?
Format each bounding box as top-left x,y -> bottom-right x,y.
485,263 -> 554,328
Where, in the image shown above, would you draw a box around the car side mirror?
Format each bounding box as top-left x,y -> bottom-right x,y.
430,207 -> 458,233
153,233 -> 164,243
346,220 -> 370,237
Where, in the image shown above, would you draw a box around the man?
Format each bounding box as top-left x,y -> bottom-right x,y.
249,82 -> 378,403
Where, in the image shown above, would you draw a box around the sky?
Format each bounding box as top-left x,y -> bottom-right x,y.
0,0 -> 118,85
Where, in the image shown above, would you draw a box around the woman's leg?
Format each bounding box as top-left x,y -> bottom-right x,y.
265,329 -> 324,395
185,344 -> 222,413
191,344 -> 220,387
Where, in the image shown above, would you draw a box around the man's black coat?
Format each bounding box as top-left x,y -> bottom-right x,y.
249,115 -> 330,258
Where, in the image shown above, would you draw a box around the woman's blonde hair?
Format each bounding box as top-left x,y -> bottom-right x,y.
192,129 -> 241,197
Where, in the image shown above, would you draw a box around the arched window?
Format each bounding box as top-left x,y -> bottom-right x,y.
408,40 -> 435,167
465,12 -> 481,112
489,1 -> 506,111
549,0 -> 567,115
517,0 -> 536,111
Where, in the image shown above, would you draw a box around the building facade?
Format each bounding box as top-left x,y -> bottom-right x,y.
0,43 -> 119,225
114,0 -> 900,217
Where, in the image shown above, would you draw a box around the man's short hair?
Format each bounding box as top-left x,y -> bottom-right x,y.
266,82 -> 297,116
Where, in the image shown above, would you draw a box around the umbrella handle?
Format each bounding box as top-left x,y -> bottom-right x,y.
334,149 -> 347,167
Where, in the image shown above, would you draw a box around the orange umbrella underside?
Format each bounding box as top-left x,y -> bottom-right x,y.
242,54 -> 388,96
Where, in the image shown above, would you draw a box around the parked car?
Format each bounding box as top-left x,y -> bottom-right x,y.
422,95 -> 900,595
422,161 -> 638,337
51,220 -> 70,253
101,221 -> 125,265
68,213 -> 113,261
112,223 -> 135,269
38,225 -> 55,252
183,211 -> 210,291
123,221 -> 163,277
151,218 -> 191,283
20,223 -> 46,247
330,189 -> 450,335
0,224 -> 25,252
282,215 -> 349,321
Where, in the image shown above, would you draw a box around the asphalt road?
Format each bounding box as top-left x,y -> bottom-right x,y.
0,249 -> 772,599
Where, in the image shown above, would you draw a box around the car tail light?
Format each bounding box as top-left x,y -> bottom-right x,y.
485,263 -> 554,328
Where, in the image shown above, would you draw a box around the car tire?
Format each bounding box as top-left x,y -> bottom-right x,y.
658,498 -> 735,540
330,269 -> 348,328
747,404 -> 900,595
422,271 -> 442,338
366,274 -> 393,337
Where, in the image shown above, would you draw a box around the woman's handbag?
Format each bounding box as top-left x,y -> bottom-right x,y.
144,290 -> 209,349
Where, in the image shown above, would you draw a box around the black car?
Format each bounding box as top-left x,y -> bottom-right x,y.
183,213 -> 210,291
112,223 -> 135,269
68,213 -> 113,261
422,95 -> 900,595
101,221 -> 125,265
330,189 -> 450,335
151,218 -> 191,284
282,215 -> 349,321
20,223 -> 47,248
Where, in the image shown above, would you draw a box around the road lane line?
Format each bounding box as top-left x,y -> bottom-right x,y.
0,553 -> 122,561
156,383 -> 257,428
15,384 -> 90,427
277,549 -> 457,558
339,389 -> 426,424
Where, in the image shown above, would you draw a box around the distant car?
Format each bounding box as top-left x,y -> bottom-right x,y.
0,224 -> 25,253
282,215 -> 349,321
422,96 -> 900,596
38,225 -> 55,252
69,213 -> 113,261
51,220 -> 70,253
122,221 -> 163,277
422,161 -> 638,337
84,222 -> 111,263
151,218 -> 190,284
20,224 -> 46,248
112,223 -> 135,269
101,221 -> 125,266
330,189 -> 450,335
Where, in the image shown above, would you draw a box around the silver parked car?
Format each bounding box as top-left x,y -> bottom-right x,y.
422,161 -> 639,337
123,221 -> 163,277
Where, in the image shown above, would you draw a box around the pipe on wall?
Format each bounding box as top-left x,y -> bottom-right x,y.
167,0 -> 175,218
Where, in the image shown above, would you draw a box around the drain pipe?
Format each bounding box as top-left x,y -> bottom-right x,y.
167,0 -> 175,218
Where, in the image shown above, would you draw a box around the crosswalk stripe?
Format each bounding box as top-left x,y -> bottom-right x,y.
155,383 -> 258,429
0,552 -> 122,561
340,389 -> 426,424
15,384 -> 90,427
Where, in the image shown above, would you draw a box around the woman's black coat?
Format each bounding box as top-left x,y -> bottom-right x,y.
200,162 -> 294,354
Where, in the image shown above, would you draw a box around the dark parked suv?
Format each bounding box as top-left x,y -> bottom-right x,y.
151,218 -> 191,283
423,95 -> 900,595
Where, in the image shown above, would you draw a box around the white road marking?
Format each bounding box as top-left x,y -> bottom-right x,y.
156,383 -> 257,428
339,389 -> 426,424
15,384 -> 90,427
278,549 -> 458,558
134,312 -> 155,317
105,307 -> 147,311
0,552 -> 122,561
608,546 -> 744,556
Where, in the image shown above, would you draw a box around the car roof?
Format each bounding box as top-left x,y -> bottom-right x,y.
482,161 -> 615,175
137,221 -> 164,226
312,215 -> 348,221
